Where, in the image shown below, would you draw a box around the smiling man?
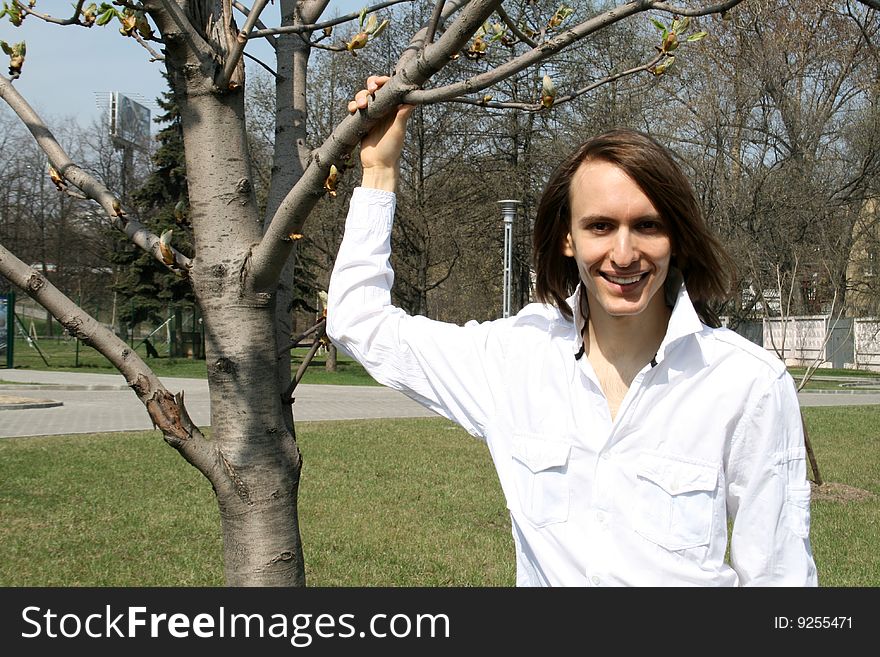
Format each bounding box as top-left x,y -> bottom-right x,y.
327,76 -> 818,587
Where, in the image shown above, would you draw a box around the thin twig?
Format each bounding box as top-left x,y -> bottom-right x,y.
651,0 -> 745,16
496,4 -> 537,48
447,53 -> 665,111
244,50 -> 280,78
249,0 -> 413,38
12,0 -> 85,25
132,30 -> 166,61
278,319 -> 326,356
285,324 -> 327,399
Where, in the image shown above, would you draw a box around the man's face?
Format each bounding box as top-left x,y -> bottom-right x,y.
563,160 -> 672,321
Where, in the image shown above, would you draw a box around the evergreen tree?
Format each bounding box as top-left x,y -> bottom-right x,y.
109,76 -> 195,354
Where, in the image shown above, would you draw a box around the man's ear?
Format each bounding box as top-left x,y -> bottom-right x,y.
562,232 -> 575,257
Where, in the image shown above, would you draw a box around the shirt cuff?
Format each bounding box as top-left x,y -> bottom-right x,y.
346,187 -> 396,231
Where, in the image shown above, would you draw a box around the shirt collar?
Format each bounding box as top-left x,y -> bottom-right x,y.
564,268 -> 705,363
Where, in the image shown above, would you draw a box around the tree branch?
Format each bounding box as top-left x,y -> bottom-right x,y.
406,0 -> 745,106
247,0 -> 503,291
249,0 -> 414,37
244,50 -> 280,77
650,0 -> 745,16
145,0 -> 216,74
217,0 -> 271,90
0,74 -> 192,274
449,52 -> 665,111
132,29 -> 166,60
426,0 -> 447,45
856,0 -> 880,9
0,240 -> 227,490
12,0 -> 86,25
232,0 -> 277,49
397,0 -> 469,71
496,4 -> 537,48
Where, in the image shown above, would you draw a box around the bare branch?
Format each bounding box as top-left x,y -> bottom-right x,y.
12,0 -> 86,25
449,53 -> 666,111
398,0 -> 469,71
0,74 -> 192,274
232,0 -> 277,49
0,241 -> 226,486
147,0 -> 216,70
247,0 -> 503,291
856,0 -> 880,10
244,50 -> 280,78
426,0 -> 447,45
249,0 -> 414,38
650,0 -> 745,16
285,323 -> 327,399
217,0 -> 271,90
309,40 -> 348,52
132,29 -> 166,60
406,1 -> 745,106
497,4 -> 538,48
278,318 -> 326,356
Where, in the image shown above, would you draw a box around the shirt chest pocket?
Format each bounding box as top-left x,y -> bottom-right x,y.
634,452 -> 719,551
510,435 -> 572,527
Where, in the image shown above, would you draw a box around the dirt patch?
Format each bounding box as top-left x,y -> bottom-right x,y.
810,481 -> 876,503
0,394 -> 46,405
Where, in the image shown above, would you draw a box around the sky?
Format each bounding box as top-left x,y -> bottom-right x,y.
1,1 -> 364,132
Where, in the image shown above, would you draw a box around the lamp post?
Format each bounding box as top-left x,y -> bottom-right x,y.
498,200 -> 521,318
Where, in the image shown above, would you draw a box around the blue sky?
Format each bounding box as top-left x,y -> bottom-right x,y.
1,0 -> 364,130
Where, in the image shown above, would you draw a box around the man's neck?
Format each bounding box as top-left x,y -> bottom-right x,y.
584,294 -> 671,372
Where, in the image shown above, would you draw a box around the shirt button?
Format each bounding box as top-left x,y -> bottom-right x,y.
601,452 -> 610,461
591,576 -> 600,585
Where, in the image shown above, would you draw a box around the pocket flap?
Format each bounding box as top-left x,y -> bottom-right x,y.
637,452 -> 718,496
512,435 -> 571,473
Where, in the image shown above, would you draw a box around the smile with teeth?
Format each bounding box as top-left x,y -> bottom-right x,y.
601,272 -> 647,286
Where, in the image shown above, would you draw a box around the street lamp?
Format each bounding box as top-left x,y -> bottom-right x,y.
498,200 -> 521,318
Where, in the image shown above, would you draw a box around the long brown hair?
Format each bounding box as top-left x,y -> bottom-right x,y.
532,128 -> 735,327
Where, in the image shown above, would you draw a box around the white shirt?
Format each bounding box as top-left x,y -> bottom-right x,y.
327,187 -> 818,587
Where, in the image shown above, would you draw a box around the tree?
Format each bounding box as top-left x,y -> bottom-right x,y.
1,0 -> 814,586
108,75 -> 197,353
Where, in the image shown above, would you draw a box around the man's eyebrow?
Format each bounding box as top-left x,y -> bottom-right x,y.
575,212 -> 662,224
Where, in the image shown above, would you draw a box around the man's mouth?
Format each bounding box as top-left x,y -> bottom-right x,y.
600,272 -> 648,286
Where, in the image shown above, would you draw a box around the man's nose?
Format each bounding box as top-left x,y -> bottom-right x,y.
610,229 -> 637,267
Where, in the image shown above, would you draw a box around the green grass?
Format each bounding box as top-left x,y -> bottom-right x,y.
801,406 -> 880,587
7,336 -> 380,385
0,417 -> 513,587
0,409 -> 875,587
790,367 -> 880,380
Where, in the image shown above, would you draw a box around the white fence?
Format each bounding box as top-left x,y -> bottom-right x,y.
757,316 -> 880,371
854,319 -> 880,371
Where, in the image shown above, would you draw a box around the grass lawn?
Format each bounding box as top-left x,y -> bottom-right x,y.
7,336 -> 380,385
0,407 -> 877,587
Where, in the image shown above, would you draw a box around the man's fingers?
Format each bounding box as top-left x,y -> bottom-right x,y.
347,76 -> 399,114
366,75 -> 390,93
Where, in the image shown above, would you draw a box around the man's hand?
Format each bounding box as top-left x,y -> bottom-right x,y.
349,75 -> 414,192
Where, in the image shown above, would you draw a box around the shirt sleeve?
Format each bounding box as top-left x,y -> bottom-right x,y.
326,187 -> 500,438
725,370 -> 819,586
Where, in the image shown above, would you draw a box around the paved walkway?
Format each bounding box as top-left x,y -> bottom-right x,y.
0,369 -> 435,438
1,369 -> 879,438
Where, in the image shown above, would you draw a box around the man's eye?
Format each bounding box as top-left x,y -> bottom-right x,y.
639,221 -> 663,232
589,222 -> 611,232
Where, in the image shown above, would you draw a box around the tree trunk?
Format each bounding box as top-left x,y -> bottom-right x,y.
326,343 -> 337,372
163,25 -> 305,585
